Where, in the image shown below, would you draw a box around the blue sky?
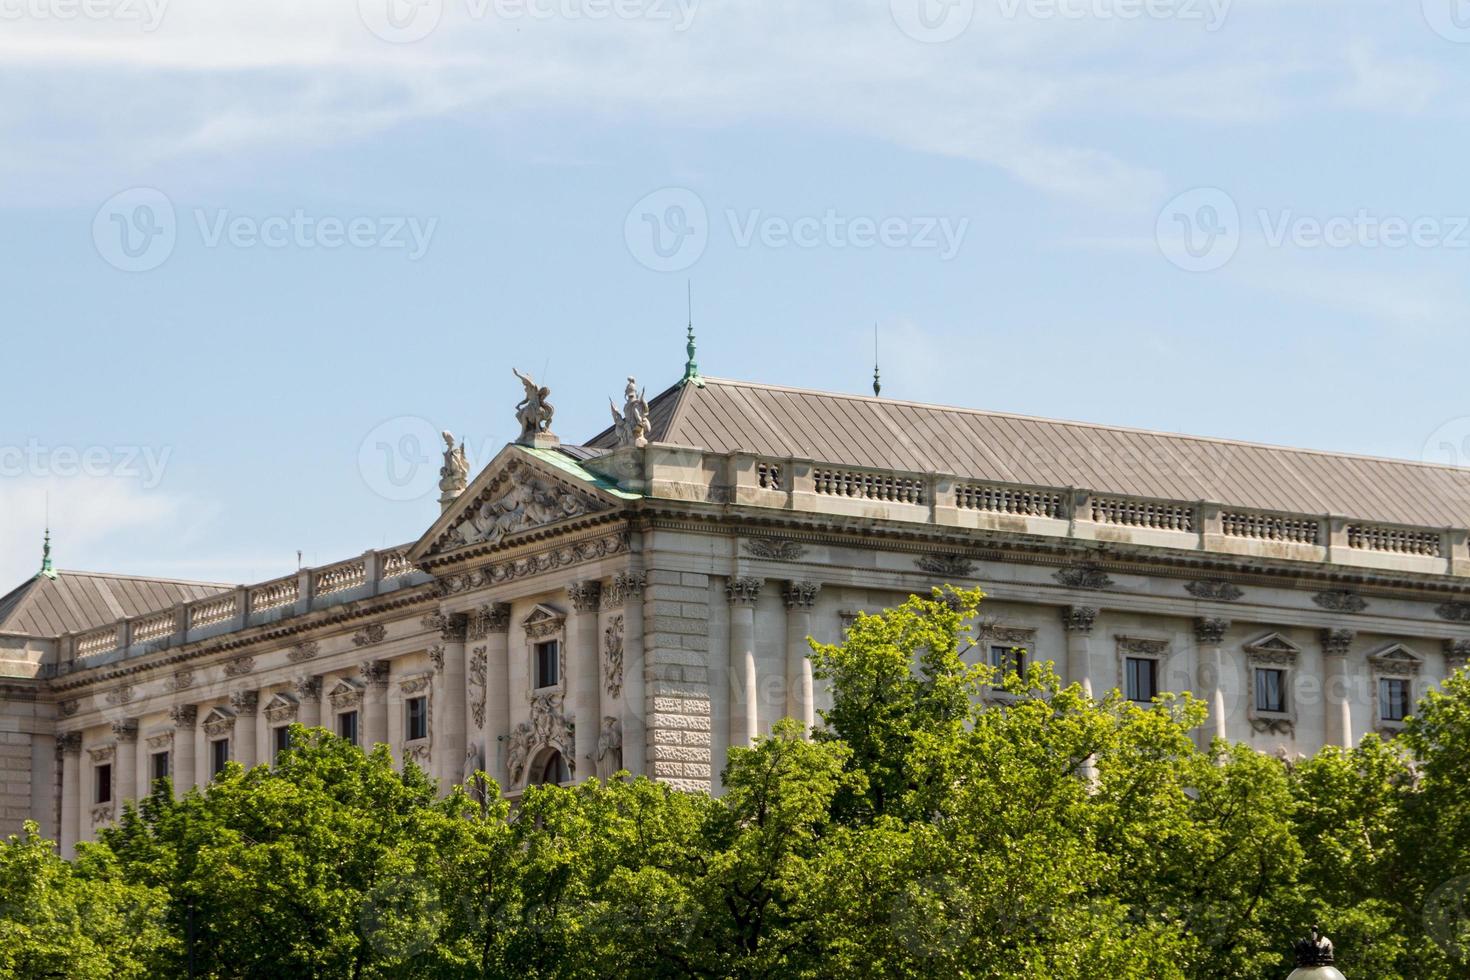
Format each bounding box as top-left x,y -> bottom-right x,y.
4,0 -> 1470,590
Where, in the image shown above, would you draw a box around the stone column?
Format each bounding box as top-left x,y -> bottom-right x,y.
429,611 -> 469,793
728,577 -> 763,750
609,573 -> 649,776
783,581 -> 821,733
359,661 -> 390,750
470,604 -> 512,789
1194,618 -> 1230,750
229,691 -> 259,769
1061,606 -> 1098,697
1321,629 -> 1355,748
169,706 -> 197,795
568,582 -> 604,779
293,677 -> 322,729
112,720 -> 139,808
57,733 -> 82,859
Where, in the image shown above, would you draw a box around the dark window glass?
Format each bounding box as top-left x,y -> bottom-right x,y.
1255,669 -> 1286,713
1380,678 -> 1411,722
407,696 -> 428,741
273,725 -> 291,759
536,640 -> 560,688
150,751 -> 170,783
1126,657 -> 1159,702
210,738 -> 229,777
989,645 -> 1026,677
338,711 -> 359,746
95,763 -> 112,803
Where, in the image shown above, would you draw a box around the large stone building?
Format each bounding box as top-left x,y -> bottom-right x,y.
6,356 -> 1470,857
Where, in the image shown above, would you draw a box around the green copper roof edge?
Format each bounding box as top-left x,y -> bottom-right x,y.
521,447 -> 644,500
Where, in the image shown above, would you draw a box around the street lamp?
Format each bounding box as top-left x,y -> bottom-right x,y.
1287,926 -> 1346,980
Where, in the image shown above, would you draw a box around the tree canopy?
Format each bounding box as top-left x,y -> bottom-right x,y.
6,587 -> 1470,978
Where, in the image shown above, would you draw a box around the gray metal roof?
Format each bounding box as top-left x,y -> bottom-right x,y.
591,377 -> 1470,529
0,571 -> 233,638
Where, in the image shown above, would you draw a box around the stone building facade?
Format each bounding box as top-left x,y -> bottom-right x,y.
6,367 -> 1470,856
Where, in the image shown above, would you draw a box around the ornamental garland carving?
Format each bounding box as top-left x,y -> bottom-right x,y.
224,657 -> 254,677
601,572 -> 647,610
1313,591 -> 1367,614
435,533 -> 630,596
288,641 -> 320,663
469,647 -> 487,729
91,804 -> 115,825
979,624 -> 1036,647
1186,580 -> 1245,602
916,555 -> 975,578
403,742 -> 431,768
88,745 -> 115,764
428,644 -> 446,673
1115,635 -> 1169,656
604,615 -> 624,699
506,691 -> 573,787
1055,566 -> 1113,590
1437,602 -> 1470,623
399,672 -> 432,696
744,539 -> 807,562
353,624 -> 388,647
447,462 -> 605,551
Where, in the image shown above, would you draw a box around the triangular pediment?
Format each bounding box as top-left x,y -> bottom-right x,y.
409,446 -> 632,564
523,604 -> 566,639
1244,633 -> 1302,655
1368,643 -> 1423,666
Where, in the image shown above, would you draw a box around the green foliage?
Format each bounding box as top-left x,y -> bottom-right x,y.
8,590 -> 1470,978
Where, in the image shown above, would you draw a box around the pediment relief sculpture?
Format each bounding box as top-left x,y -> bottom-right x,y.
1244,632 -> 1302,666
1368,643 -> 1424,677
448,462 -> 605,552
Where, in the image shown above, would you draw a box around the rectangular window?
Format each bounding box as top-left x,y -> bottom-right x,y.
406,696 -> 428,742
150,751 -> 170,784
338,710 -> 359,747
1125,657 -> 1159,703
1255,668 -> 1286,714
1380,678 -> 1411,722
210,738 -> 229,778
94,763 -> 112,804
273,725 -> 292,760
535,640 -> 560,689
988,644 -> 1025,680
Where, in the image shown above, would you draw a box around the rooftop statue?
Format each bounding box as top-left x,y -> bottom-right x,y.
609,376 -> 651,448
513,368 -> 556,445
439,431 -> 469,510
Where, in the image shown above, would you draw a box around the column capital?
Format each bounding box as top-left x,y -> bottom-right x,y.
228,690 -> 259,714
1444,639 -> 1470,672
467,602 -> 512,640
169,705 -> 198,730
567,581 -> 603,614
293,675 -> 323,700
727,577 -> 763,605
1194,618 -> 1230,645
111,720 -> 139,743
1320,628 -> 1355,656
782,581 -> 821,610
1060,606 -> 1097,634
359,659 -> 391,687
56,732 -> 82,757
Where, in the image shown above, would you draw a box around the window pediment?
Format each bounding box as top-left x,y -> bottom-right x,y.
523,604 -> 566,640
1244,632 -> 1302,666
1368,643 -> 1424,677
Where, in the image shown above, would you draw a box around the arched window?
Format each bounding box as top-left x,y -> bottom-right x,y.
533,750 -> 569,787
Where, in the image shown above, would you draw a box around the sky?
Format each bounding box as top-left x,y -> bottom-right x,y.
3,0 -> 1470,591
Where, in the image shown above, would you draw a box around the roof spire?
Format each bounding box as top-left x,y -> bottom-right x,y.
682,281 -> 704,387
38,526 -> 56,580
873,322 -> 882,397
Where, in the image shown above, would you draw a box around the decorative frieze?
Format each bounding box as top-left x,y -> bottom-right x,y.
169,705 -> 198,729
435,532 -> 630,596
1055,566 -> 1114,590
1115,635 -> 1169,656
726,577 -> 763,605
224,656 -> 254,677
604,614 -> 625,699
1060,606 -> 1098,634
916,554 -> 974,578
1186,580 -> 1244,602
353,624 -> 388,648
288,641 -> 320,663
978,624 -> 1036,647
399,672 -> 432,696
1313,591 -> 1368,614
1193,618 -> 1231,646
744,539 -> 807,562
1437,602 -> 1470,623
782,581 -> 821,610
